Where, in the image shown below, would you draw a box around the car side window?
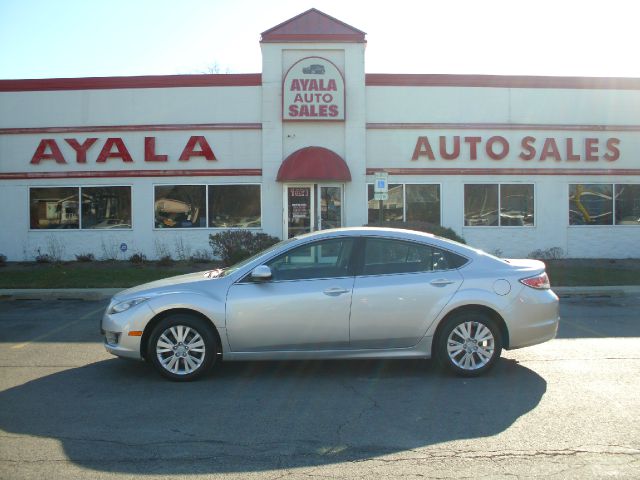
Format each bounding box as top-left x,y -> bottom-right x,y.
265,238 -> 355,281
362,238 -> 465,275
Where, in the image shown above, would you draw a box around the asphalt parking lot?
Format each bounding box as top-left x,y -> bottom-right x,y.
0,295 -> 639,479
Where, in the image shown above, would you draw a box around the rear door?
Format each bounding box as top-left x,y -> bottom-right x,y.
349,237 -> 464,349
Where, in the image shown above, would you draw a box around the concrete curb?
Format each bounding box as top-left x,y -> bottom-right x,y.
1,286 -> 639,301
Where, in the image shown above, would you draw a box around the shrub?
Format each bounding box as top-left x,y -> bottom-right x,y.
189,249 -> 213,264
528,247 -> 564,260
129,252 -> 147,265
0,254 -> 6,266
365,221 -> 466,244
35,252 -> 53,263
209,230 -> 280,267
157,255 -> 174,267
75,253 -> 95,262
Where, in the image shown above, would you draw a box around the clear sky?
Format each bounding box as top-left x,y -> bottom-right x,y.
0,0 -> 637,80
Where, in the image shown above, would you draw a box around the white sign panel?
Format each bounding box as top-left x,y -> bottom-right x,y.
374,172 -> 388,193
283,57 -> 345,121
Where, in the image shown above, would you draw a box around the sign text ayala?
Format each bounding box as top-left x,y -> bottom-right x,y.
283,57 -> 345,121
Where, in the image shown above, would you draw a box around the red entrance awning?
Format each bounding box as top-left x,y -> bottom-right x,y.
276,146 -> 351,182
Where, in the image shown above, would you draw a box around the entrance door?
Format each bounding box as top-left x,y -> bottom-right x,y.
285,184 -> 342,238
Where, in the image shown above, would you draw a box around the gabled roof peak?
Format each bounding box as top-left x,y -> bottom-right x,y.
261,8 -> 366,43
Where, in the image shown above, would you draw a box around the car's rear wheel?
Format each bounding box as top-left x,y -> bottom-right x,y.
436,312 -> 502,377
148,314 -> 217,381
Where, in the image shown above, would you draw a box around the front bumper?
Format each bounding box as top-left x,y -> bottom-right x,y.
101,301 -> 156,360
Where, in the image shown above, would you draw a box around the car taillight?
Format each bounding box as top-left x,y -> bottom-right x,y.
520,272 -> 550,290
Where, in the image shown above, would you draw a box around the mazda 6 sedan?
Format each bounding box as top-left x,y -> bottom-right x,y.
101,227 -> 559,381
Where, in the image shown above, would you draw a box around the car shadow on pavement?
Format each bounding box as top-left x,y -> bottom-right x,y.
0,356 -> 546,474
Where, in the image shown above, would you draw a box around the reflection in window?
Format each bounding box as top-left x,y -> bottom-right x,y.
464,184 -> 498,226
81,187 -> 131,229
615,184 -> 640,225
320,186 -> 342,230
30,187 -> 79,229
465,184 -> 534,227
266,238 -> 354,281
208,185 -> 261,228
406,184 -> 441,224
363,238 -> 464,275
569,184 -> 613,225
154,185 -> 206,228
367,184 -> 403,223
500,184 -> 534,226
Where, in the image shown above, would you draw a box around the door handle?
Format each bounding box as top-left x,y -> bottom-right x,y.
323,287 -> 350,296
430,279 -> 456,287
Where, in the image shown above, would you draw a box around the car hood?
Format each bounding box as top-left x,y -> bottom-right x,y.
114,270 -> 225,299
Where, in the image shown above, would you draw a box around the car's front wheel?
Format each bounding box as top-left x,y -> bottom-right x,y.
436,312 -> 502,377
148,314 -> 217,381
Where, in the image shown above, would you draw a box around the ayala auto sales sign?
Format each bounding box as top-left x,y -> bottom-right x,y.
283,57 -> 345,121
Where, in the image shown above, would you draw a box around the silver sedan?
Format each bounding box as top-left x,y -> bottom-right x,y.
101,227 -> 559,381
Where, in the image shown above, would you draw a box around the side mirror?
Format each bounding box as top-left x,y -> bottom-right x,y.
250,265 -> 272,281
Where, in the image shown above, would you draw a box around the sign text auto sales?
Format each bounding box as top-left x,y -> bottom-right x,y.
283,57 -> 345,121
412,135 -> 621,162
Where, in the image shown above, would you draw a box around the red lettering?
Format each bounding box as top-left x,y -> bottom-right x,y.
96,138 -> 133,163
328,105 -> 339,117
293,93 -> 303,103
65,138 -> 97,164
486,136 -> 509,160
300,79 -> 310,90
289,105 -> 299,117
145,137 -> 168,162
464,137 -> 482,160
604,138 -> 620,162
30,139 -> 66,164
439,136 -> 460,160
585,138 -> 599,161
319,105 -> 328,116
539,138 -> 561,161
179,136 -> 216,162
290,79 -> 301,91
519,136 -> 536,161
327,79 -> 337,91
412,136 -> 435,161
566,138 -> 580,161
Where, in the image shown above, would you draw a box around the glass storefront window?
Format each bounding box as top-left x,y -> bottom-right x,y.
154,185 -> 206,228
500,184 -> 534,226
464,184 -> 499,226
208,185 -> 261,228
406,184 -> 441,224
615,184 -> 640,226
367,184 -> 404,223
81,186 -> 131,229
30,187 -> 79,229
569,184 -> 613,225
465,184 -> 534,227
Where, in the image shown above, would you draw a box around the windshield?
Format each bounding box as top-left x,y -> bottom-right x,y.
219,237 -> 296,277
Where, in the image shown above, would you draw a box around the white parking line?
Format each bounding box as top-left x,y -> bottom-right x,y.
9,306 -> 105,350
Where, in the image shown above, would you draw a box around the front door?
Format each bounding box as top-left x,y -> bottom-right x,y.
285,184 -> 342,238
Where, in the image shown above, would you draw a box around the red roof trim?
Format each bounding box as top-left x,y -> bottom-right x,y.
277,146 -> 351,181
0,74 -> 262,92
0,123 -> 262,135
261,8 -> 365,43
366,123 -> 640,132
0,169 -> 262,180
366,168 -> 640,176
366,74 -> 640,90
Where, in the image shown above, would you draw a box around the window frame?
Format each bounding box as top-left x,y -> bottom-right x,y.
463,182 -> 536,228
28,185 -> 133,231
152,182 -> 263,230
365,182 -> 442,225
568,182 -> 640,227
354,236 -> 469,277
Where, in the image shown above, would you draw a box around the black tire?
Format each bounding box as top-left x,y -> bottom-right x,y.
148,314 -> 217,381
436,312 -> 502,377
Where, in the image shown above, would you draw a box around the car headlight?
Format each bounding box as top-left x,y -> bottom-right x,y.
109,297 -> 148,314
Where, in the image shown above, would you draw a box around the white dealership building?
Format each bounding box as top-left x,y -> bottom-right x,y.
1,8 -> 639,261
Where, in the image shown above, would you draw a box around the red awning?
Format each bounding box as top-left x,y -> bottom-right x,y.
276,146 -> 351,182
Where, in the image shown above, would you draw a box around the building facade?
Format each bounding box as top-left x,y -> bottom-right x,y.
1,9 -> 639,261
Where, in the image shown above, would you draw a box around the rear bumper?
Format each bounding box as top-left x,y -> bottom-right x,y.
506,288 -> 560,349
